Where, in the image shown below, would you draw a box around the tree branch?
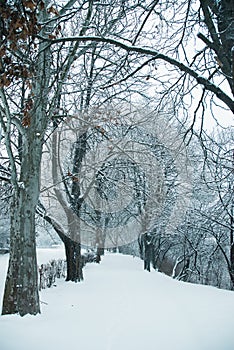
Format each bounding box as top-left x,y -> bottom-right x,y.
39,35 -> 234,113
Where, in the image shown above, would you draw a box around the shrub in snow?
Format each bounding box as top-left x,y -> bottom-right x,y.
83,249 -> 100,264
38,250 -> 100,290
38,259 -> 66,290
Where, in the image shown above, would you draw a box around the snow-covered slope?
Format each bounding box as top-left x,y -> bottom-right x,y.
1,250 -> 234,350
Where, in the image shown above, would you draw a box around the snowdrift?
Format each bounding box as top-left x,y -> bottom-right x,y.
1,249 -> 234,350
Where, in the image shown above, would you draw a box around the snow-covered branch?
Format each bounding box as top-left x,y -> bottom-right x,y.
39,35 -> 234,113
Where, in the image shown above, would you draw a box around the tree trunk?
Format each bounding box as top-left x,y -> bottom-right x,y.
64,238 -> 84,282
96,245 -> 105,257
95,226 -> 106,259
65,211 -> 84,282
42,213 -> 84,282
2,156 -> 41,315
51,128 -> 85,282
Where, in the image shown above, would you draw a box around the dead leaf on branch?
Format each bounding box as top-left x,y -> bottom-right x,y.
39,1 -> 45,10
25,98 -> 33,110
21,96 -> 33,126
25,80 -> 32,89
48,34 -> 56,40
67,172 -> 79,182
47,6 -> 59,16
13,18 -> 25,30
72,176 -> 79,182
9,42 -> 18,51
0,46 -> 6,58
95,125 -> 106,134
22,115 -> 31,127
0,73 -> 11,87
23,0 -> 36,11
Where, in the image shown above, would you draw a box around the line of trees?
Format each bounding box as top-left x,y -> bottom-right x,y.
137,129 -> 234,290
0,0 -> 233,316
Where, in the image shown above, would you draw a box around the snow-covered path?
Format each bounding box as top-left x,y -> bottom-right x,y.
1,250 -> 234,350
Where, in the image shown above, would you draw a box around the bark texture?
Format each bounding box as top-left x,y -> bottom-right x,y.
2,135 -> 42,316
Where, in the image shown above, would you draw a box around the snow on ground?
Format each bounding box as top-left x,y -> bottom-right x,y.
36,246 -> 66,265
1,249 -> 234,350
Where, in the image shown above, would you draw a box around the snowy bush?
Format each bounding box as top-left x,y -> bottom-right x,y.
38,250 -> 100,291
83,249 -> 100,264
38,259 -> 66,290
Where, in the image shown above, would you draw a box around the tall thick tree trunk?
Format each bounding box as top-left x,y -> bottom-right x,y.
2,190 -> 40,315
2,145 -> 42,315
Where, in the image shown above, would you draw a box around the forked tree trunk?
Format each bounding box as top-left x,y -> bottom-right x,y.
51,129 -> 85,282
42,213 -> 84,282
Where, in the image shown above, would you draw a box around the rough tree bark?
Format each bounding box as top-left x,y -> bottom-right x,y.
1,1 -> 51,315
2,131 -> 43,315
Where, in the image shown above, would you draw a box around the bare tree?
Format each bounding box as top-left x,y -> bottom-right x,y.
199,130 -> 234,288
1,0 -> 232,316
1,0 -> 128,316
0,0 -> 154,315
43,0 -> 233,121
151,130 -> 234,290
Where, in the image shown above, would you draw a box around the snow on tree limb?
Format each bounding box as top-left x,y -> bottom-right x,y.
38,35 -> 234,113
